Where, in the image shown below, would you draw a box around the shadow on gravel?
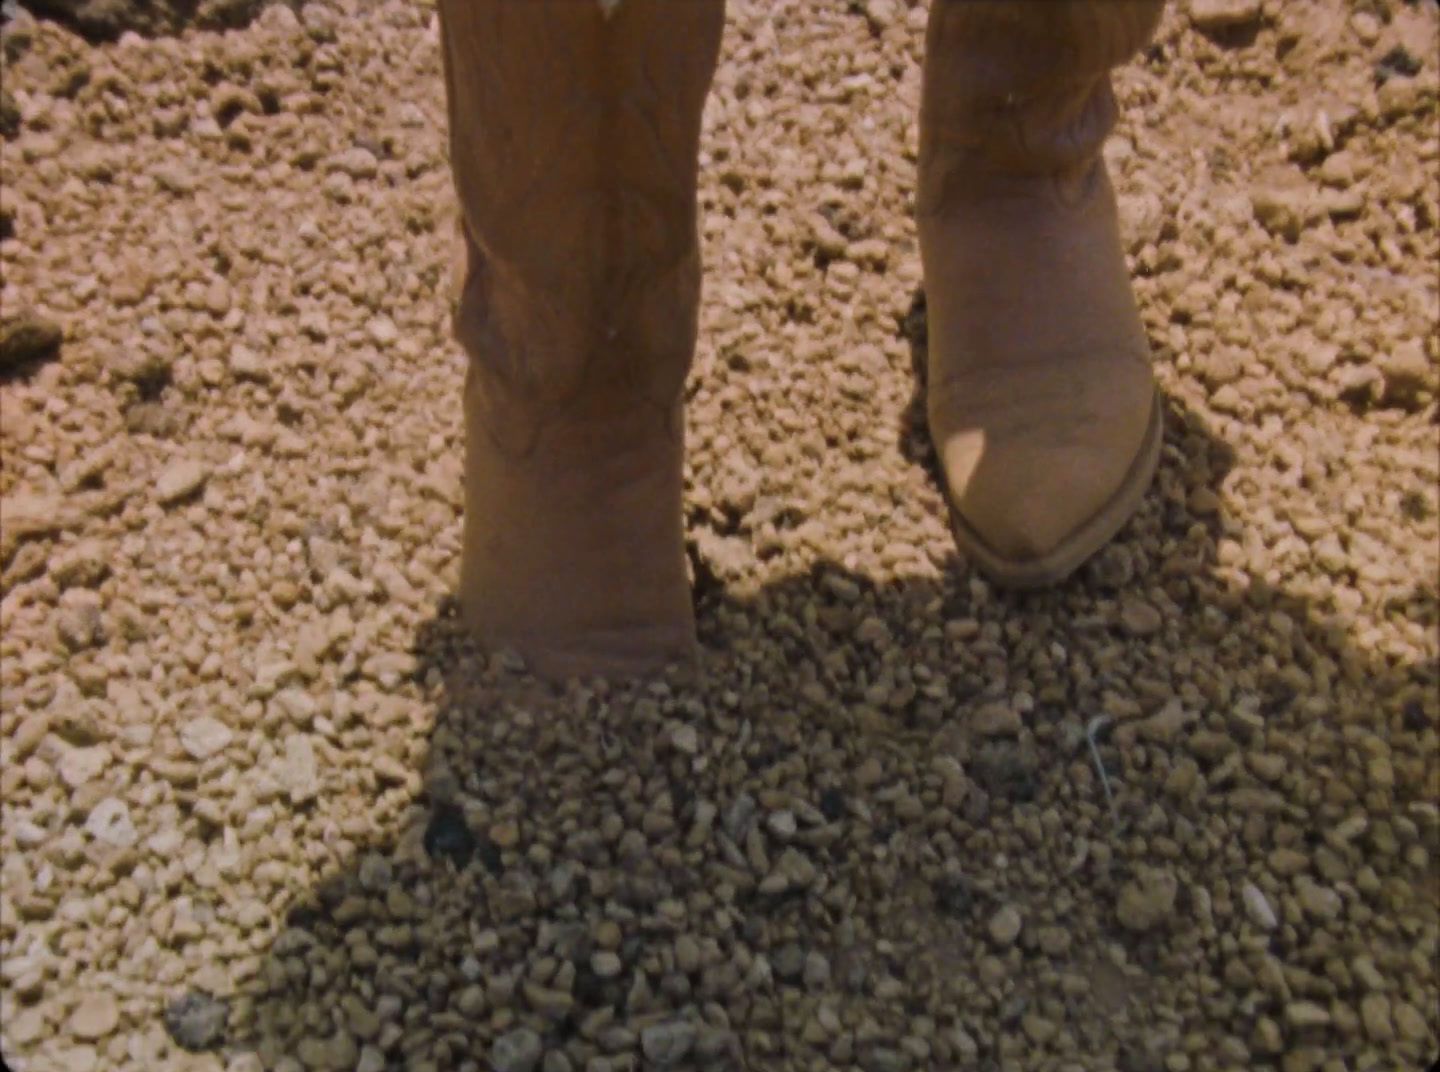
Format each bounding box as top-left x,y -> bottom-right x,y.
224,390 -> 1437,1072
9,0 -> 294,43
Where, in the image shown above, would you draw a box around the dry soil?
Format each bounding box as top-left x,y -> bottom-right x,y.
0,1 -> 1437,1071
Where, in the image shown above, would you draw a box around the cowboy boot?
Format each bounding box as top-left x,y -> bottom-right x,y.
917,0 -> 1167,588
438,0 -> 726,678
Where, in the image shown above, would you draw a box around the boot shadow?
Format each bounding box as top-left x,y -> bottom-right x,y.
896,286 -> 942,491
217,395 -> 1437,1071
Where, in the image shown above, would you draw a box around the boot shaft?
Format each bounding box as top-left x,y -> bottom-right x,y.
439,0 -> 725,299
439,0 -> 727,449
918,0 -> 1165,204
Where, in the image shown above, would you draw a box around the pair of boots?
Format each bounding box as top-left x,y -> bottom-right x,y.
437,0 -> 1168,679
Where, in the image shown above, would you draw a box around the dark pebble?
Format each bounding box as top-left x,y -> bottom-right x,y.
1375,44 -> 1423,83
772,943 -> 806,983
933,873 -> 975,919
476,836 -> 504,876
971,741 -> 1039,803
163,989 -> 229,1053
0,315 -> 61,374
423,802 -> 476,868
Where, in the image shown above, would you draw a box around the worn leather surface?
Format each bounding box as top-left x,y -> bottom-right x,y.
918,0 -> 1167,571
438,0 -> 725,677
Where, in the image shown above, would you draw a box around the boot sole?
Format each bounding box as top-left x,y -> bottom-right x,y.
946,388 -> 1164,591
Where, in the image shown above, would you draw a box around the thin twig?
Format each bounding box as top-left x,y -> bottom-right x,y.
1085,714 -> 1120,830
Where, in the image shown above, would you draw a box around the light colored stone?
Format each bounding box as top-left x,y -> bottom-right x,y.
988,905 -> 1022,946
155,459 -> 208,505
642,1020 -> 698,1066
669,722 -> 699,755
58,745 -> 111,789
1190,0 -> 1264,32
1284,1001 -> 1331,1032
13,713 -> 51,760
767,809 -> 797,839
1242,881 -> 1278,930
1393,1001 -> 1429,1042
69,992 -> 120,1041
84,797 -> 138,848
329,147 -> 378,180
278,735 -> 320,803
491,1028 -> 542,1072
1360,993 -> 1393,1041
181,716 -> 233,760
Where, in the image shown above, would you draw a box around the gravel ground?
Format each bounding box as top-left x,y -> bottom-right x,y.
1,0 -> 1437,1070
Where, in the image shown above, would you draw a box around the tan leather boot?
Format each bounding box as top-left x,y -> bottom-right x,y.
438,0 -> 726,678
917,1 -> 1167,589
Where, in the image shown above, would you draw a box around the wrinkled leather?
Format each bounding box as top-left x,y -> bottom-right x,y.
439,0 -> 725,676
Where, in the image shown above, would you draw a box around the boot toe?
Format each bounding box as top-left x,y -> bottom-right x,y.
937,386 -> 1162,587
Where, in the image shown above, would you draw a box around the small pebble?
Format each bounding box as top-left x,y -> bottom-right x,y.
1242,881 -> 1278,930
163,990 -> 229,1053
490,1028 -> 543,1072
68,993 -> 119,1041
155,459 -> 208,505
988,905 -> 1023,947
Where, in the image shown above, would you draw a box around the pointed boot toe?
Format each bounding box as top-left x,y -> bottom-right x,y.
937,385 -> 1163,588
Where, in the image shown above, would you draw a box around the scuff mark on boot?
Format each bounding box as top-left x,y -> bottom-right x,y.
598,0 -> 621,20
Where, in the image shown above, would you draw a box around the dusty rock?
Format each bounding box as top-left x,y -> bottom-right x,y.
1295,879 -> 1342,920
1242,882 -> 1279,930
1284,1001 -> 1332,1032
1251,170 -> 1319,241
278,734 -> 320,804
988,905 -> 1023,947
1359,993 -> 1393,1041
84,797 -> 138,847
641,1020 -> 697,1066
154,459 -> 208,505
68,992 -> 119,1041
1119,597 -> 1163,637
1136,700 -> 1193,745
13,713 -> 51,760
51,541 -> 110,589
58,744 -> 109,788
180,716 -> 232,760
973,700 -> 1021,737
1378,339 -> 1434,410
1116,868 -> 1179,932
54,591 -> 105,652
1189,0 -> 1264,34
163,990 -> 228,1052
669,722 -> 699,755
1393,1001 -> 1428,1043
329,146 -> 379,180
491,1028 -> 542,1072
7,1007 -> 47,1046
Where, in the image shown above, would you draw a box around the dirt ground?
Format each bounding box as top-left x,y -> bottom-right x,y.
1,0 -> 1437,1070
